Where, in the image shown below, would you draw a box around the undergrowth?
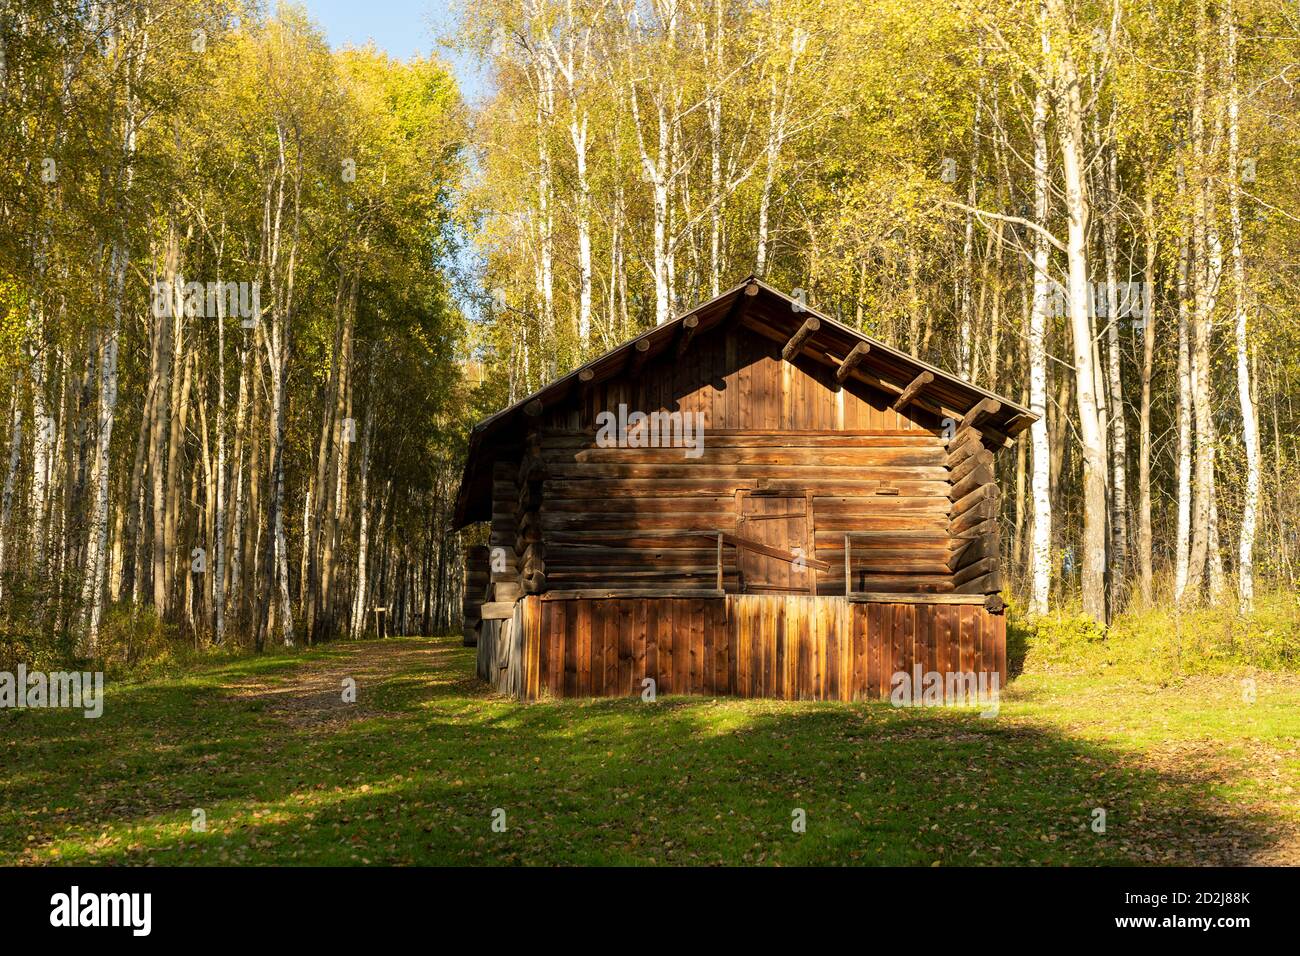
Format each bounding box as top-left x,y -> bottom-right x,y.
1012,588 -> 1300,680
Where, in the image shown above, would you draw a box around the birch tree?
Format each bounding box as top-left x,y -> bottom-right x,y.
1224,0 -> 1259,612
1048,0 -> 1108,622
1028,8 -> 1053,615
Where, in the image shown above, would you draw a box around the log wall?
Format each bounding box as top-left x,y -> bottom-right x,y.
505,324 -> 967,596
461,544 -> 490,645
509,594 -> 1006,703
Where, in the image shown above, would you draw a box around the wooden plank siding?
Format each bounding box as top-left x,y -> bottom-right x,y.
511,595 -> 1006,704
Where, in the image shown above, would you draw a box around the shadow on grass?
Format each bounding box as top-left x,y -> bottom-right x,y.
1007,614 -> 1031,680
0,637 -> 1285,866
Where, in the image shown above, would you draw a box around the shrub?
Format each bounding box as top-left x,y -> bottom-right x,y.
1013,589 -> 1300,680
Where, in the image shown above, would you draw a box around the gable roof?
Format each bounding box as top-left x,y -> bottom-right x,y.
454,277 -> 1036,528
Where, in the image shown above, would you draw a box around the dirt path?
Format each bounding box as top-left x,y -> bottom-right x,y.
223,638 -> 456,728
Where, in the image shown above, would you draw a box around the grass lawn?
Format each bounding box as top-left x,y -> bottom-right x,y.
2,635 -> 1297,865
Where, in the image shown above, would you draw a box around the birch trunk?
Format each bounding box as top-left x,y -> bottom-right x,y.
213,263 -> 227,644
266,320 -> 294,647
306,272 -> 348,638
0,389 -> 21,601
119,325 -> 158,604
754,26 -> 805,279
228,336 -> 250,629
27,340 -> 52,572
534,53 -> 555,347
629,84 -> 671,325
164,338 -> 194,616
1185,3 -> 1222,601
958,45 -> 984,380
1028,63 -> 1052,615
351,410 -> 373,638
1225,3 -> 1259,612
83,247 -> 124,648
1137,189 -> 1156,604
319,277 -> 356,640
149,238 -> 175,612
541,0 -> 593,345
707,0 -> 723,296
1050,0 -> 1108,622
573,106 -> 592,344
1174,167 -> 1193,600
1101,144 -> 1127,607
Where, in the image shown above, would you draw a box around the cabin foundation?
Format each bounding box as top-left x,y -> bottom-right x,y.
478,594 -> 1005,702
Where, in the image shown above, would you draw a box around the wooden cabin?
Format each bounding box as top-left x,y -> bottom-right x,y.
454,278 -> 1035,701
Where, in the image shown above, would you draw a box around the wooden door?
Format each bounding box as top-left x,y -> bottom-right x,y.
737,494 -> 815,594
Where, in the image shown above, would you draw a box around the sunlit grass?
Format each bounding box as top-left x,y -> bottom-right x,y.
2,631 -> 1297,866
1010,587 -> 1300,679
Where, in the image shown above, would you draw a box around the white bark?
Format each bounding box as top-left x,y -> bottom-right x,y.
573,110 -> 592,344
1185,5 -> 1223,602
535,0 -> 594,345
532,50 -> 556,346
214,262 -> 227,643
1226,3 -> 1259,613
629,80 -> 672,325
1028,63 -> 1052,615
83,247 -> 125,648
755,25 -> 805,278
151,241 -> 177,614
268,323 -> 294,647
1050,0 -> 1107,622
350,406 -> 373,639
27,340 -> 52,572
228,341 -> 250,619
707,0 -> 724,296
1138,189 -> 1156,604
1174,176 -> 1193,600
0,390 -> 21,600
1102,146 -> 1127,605
957,45 -> 985,380
84,23 -> 138,644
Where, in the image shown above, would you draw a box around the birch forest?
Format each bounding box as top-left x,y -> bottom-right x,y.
1,0 -> 473,664
1,0 -> 1298,667
465,0 -> 1300,628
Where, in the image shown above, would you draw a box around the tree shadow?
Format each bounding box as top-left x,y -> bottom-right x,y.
1007,614 -> 1032,679
0,638 -> 1288,866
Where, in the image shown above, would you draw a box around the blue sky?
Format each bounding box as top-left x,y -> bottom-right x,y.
298,0 -> 489,318
299,0 -> 490,102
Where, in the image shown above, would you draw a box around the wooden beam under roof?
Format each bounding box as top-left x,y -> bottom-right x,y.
835,341 -> 871,383
755,331 -> 954,419
675,314 -> 700,356
846,360 -> 943,417
1001,411 -> 1036,436
892,370 -> 934,411
627,337 -> 652,376
781,316 -> 820,361
960,397 -> 1001,430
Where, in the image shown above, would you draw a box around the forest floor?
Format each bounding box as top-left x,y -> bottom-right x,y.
2,635 -> 1297,866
